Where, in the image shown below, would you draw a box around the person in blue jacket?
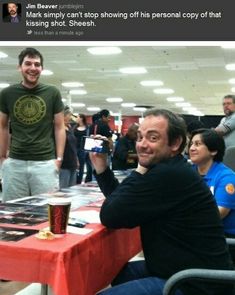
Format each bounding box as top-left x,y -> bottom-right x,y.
189,128 -> 235,237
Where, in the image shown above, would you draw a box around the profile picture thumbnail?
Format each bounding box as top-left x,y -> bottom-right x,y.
2,2 -> 21,23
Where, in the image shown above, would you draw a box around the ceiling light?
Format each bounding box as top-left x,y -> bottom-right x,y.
121,102 -> 136,107
231,87 -> 235,92
166,97 -> 184,102
140,80 -> 163,86
106,97 -> 123,103
191,111 -> 205,116
153,88 -> 174,94
69,89 -> 87,95
110,112 -> 121,116
175,102 -> 191,107
41,69 -> 53,76
87,47 -> 122,55
87,107 -> 101,112
0,52 -> 8,58
221,44 -> 235,49
182,107 -> 197,112
119,67 -> 147,74
62,82 -> 84,87
133,107 -> 147,112
71,103 -> 86,107
228,78 -> 235,84
0,83 -> 10,88
225,64 -> 235,71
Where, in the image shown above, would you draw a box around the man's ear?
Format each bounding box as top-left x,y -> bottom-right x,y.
171,137 -> 183,152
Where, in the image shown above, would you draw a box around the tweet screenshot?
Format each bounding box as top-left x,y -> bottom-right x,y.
0,1 -> 235,295
0,0 -> 230,40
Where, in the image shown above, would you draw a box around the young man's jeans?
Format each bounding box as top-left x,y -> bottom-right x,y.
97,260 -> 183,295
2,158 -> 59,202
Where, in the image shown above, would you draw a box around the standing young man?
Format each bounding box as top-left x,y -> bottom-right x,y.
0,47 -> 65,201
90,109 -> 234,295
215,94 -> 235,148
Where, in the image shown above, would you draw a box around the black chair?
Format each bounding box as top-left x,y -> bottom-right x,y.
223,146 -> 235,171
163,238 -> 235,295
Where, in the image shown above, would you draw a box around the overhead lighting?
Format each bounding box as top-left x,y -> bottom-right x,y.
182,107 -> 197,112
225,64 -> 235,71
228,78 -> 235,84
175,102 -> 191,107
87,47 -> 122,55
0,52 -> 8,59
71,103 -> 86,107
87,107 -> 101,112
106,97 -> 123,103
41,69 -> 53,76
191,111 -> 205,116
0,83 -> 10,88
221,44 -> 235,49
140,80 -> 163,86
167,97 -> 184,102
62,82 -> 84,87
110,112 -> 121,116
69,89 -> 87,95
121,102 -> 136,108
133,107 -> 147,112
153,88 -> 174,94
119,67 -> 147,74
231,87 -> 235,92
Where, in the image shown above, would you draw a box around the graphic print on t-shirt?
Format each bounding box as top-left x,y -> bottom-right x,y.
14,95 -> 46,124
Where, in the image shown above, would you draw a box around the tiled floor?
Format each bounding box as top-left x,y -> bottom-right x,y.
0,281 -> 30,295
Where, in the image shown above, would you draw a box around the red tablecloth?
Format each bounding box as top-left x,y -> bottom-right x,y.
0,221 -> 141,295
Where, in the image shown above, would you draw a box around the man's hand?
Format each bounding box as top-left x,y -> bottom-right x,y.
55,158 -> 62,171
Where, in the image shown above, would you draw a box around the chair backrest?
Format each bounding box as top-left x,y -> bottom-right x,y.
223,146 -> 235,171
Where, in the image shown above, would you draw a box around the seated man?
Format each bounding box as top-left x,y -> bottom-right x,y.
90,109 -> 234,295
189,128 -> 235,237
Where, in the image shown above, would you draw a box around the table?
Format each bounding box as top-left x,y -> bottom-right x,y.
0,194 -> 141,295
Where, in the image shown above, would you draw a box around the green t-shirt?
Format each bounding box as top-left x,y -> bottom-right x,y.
0,83 -> 64,160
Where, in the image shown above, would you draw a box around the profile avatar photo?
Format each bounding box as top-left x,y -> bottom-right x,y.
3,2 -> 21,23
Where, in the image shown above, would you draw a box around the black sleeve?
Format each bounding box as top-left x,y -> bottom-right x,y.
97,161 -> 210,230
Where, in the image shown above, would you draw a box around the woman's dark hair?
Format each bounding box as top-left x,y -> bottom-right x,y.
99,109 -> 110,118
18,48 -> 44,67
143,108 -> 187,154
189,128 -> 225,162
78,113 -> 87,126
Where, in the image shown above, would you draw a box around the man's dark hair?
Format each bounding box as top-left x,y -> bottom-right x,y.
143,108 -> 187,154
99,109 -> 110,118
18,48 -> 44,67
189,128 -> 225,162
224,94 -> 235,103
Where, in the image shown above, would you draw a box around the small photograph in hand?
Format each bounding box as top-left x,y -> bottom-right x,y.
83,136 -> 109,153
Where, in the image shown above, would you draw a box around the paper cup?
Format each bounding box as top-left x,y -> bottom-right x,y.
48,198 -> 71,235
